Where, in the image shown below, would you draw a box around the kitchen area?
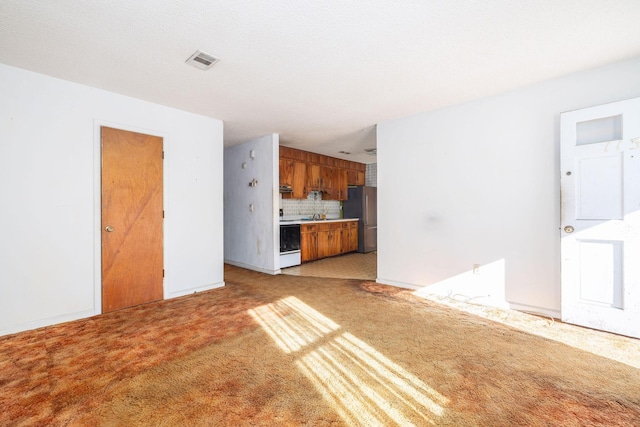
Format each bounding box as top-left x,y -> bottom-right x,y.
223,135 -> 376,278
278,146 -> 377,271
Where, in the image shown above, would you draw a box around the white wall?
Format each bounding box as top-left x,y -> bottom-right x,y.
0,63 -> 225,336
377,57 -> 640,317
224,135 -> 280,274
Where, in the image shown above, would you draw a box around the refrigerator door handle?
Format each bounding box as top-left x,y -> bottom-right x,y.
365,195 -> 368,225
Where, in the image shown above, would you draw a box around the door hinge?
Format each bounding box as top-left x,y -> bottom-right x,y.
163,210 -> 165,218
162,269 -> 165,277
162,151 -> 165,159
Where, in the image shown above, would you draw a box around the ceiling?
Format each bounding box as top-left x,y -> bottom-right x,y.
1,1 -> 640,164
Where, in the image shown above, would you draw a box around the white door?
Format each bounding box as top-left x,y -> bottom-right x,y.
560,97 -> 640,338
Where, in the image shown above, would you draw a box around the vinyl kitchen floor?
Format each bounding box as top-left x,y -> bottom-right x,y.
281,251 -> 377,280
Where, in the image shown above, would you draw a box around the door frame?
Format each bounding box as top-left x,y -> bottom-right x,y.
92,120 -> 169,314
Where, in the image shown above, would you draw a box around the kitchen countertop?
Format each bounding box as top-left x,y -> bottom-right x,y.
280,218 -> 358,224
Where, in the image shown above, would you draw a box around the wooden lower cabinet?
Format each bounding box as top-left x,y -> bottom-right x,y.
349,223 -> 358,252
300,224 -> 318,262
300,220 -> 358,263
342,221 -> 358,253
317,229 -> 341,259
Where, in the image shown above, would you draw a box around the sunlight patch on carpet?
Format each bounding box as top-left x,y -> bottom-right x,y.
248,296 -> 340,353
249,297 -> 448,425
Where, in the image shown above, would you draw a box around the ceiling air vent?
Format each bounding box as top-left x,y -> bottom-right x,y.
185,50 -> 220,70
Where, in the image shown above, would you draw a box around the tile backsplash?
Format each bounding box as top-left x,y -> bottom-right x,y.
280,191 -> 342,219
366,163 -> 377,187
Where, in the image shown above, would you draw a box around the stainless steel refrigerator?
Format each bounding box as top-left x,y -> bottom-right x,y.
343,186 -> 377,253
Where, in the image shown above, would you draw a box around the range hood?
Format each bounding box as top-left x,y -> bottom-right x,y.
279,185 -> 293,193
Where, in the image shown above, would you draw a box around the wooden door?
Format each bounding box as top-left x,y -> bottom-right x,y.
560,97 -> 640,338
101,126 -> 164,313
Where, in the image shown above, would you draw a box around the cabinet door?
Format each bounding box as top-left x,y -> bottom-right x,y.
317,229 -> 341,258
329,230 -> 341,256
316,230 -> 331,259
292,162 -> 307,199
306,164 -> 321,191
320,166 -> 333,195
349,222 -> 358,252
347,169 -> 366,186
337,169 -> 348,200
340,228 -> 350,254
301,231 -> 317,262
347,169 -> 357,186
280,159 -> 294,186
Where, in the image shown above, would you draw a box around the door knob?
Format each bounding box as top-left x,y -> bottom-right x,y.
104,225 -> 114,232
564,225 -> 574,233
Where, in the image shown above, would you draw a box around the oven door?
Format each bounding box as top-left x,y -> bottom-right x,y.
280,224 -> 301,253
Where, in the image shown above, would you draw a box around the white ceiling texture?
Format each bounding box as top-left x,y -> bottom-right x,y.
2,1 -> 640,163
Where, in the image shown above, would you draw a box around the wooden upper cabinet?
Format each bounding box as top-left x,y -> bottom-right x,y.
320,166 -> 333,193
306,164 -> 321,192
292,162 -> 307,198
336,168 -> 348,201
319,167 -> 347,200
347,169 -> 365,186
279,159 -> 294,187
280,146 -> 366,199
280,159 -> 306,199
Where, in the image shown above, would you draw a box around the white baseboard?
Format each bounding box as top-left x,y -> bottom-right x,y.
0,309 -> 96,337
167,281 -> 226,299
508,303 -> 561,319
225,259 -> 281,275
